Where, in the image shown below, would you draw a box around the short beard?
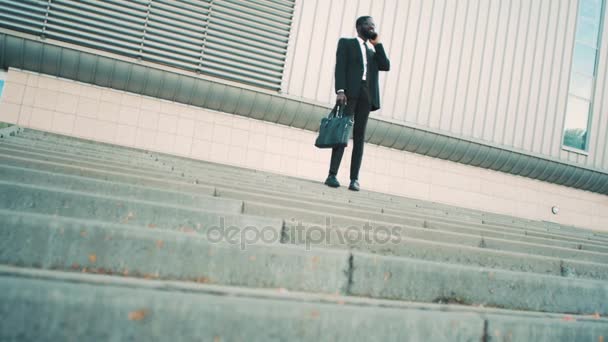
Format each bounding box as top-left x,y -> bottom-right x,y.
364,31 -> 377,40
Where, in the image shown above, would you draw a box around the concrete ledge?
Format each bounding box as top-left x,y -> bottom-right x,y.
0,165 -> 220,209
1,266 -> 607,342
350,252 -> 608,315
8,131 -> 608,243
0,271 -> 484,341
268,206 -> 608,264
485,315 -> 608,341
0,211 -> 346,294
0,141 -> 304,194
0,144 -> 181,181
7,134 -> 607,253
0,181 -> 251,227
0,154 -> 217,198
285,225 -> 608,280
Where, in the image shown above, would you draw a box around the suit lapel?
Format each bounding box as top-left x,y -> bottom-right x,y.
352,38 -> 363,66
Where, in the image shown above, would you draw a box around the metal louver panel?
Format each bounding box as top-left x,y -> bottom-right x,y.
0,0 -> 47,36
0,0 -> 295,90
45,0 -> 148,58
142,0 -> 210,71
202,0 -> 294,90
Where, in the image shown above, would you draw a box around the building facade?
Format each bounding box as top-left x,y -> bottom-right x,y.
0,0 -> 607,230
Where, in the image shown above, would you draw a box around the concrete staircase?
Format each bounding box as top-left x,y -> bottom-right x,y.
0,127 -> 607,341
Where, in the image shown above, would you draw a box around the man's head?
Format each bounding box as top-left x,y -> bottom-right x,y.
356,16 -> 376,41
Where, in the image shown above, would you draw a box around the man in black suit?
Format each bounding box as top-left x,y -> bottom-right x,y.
325,16 -> 390,191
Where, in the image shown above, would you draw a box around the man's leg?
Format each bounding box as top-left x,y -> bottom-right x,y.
328,99 -> 357,177
329,146 -> 345,176
350,83 -> 371,181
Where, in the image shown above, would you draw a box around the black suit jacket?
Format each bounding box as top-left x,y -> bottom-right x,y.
334,38 -> 390,111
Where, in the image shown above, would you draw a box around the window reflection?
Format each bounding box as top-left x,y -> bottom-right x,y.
570,73 -> 594,99
580,0 -> 602,24
563,0 -> 604,151
563,96 -> 590,150
572,43 -> 598,75
576,17 -> 599,45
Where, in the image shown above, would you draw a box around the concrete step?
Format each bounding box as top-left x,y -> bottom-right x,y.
0,138 -> 177,174
0,144 -> 197,185
5,150 -> 604,260
1,209 -> 606,315
9,132 -> 479,210
0,140 -> 430,220
0,153 -> 214,197
7,134 -> 155,163
4,122 -> 607,338
7,134 -> 608,268
10,133 -> 604,243
0,139 -> 305,194
22,134 -> 604,248
1,266 -> 607,342
10,131 -> 608,241
0,164 -> 220,209
246,202 -> 608,256
0,267 -> 607,342
0,210 -> 345,294
0,266 -> 480,342
347,252 -> 608,315
0,181 -> 283,238
8,132 -> 304,187
284,220 -> 608,264
484,218 -> 608,242
4,138 -> 606,251
2,163 -> 607,279
1,207 -> 605,296
0,152 -> 401,225
4,139 -> 608,262
285,224 -> 608,280
230,190 -> 608,251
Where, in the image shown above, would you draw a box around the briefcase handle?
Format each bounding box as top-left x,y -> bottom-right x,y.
328,105 -> 345,119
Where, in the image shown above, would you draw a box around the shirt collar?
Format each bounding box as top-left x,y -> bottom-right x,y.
356,36 -> 368,48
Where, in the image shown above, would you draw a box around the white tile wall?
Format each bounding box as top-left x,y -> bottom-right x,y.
56,92 -> 79,115
18,105 -> 33,125
3,68 -> 608,232
0,102 -> 20,124
29,107 -> 54,130
2,82 -> 25,104
52,112 -> 75,135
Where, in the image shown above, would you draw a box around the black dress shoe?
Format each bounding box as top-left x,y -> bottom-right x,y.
348,179 -> 360,191
324,175 -> 340,188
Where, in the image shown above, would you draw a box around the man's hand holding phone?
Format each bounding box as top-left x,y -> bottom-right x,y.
369,32 -> 380,46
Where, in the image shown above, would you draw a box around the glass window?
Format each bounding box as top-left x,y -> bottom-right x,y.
577,17 -> 600,45
563,96 -> 591,150
572,43 -> 598,75
0,80 -> 4,99
580,0 -> 603,24
570,73 -> 594,99
563,0 -> 605,152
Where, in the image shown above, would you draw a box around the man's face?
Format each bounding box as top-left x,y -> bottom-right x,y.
357,18 -> 376,40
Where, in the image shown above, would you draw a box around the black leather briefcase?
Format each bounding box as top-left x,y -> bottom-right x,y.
314,105 -> 353,149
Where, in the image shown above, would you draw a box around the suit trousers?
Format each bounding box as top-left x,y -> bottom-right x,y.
329,81 -> 371,180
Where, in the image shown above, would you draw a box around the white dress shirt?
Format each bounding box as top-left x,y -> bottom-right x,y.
356,36 -> 374,81
337,37 -> 375,94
